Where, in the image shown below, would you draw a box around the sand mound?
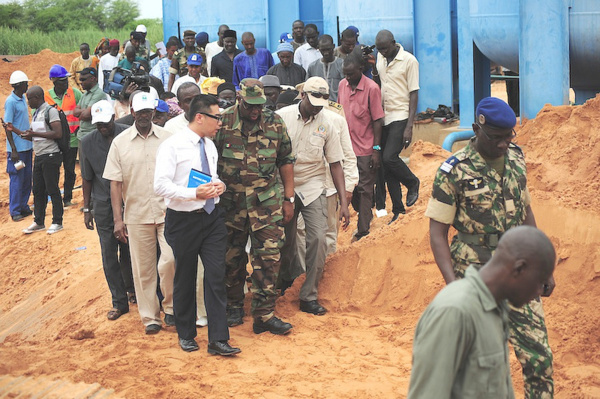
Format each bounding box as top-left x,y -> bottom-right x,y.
0,49 -> 78,111
0,49 -> 598,398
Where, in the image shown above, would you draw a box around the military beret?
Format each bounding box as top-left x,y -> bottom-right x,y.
476,97 -> 516,129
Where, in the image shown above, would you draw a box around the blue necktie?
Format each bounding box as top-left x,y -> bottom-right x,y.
199,138 -> 215,214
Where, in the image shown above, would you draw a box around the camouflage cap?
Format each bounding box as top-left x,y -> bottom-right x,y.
239,78 -> 266,105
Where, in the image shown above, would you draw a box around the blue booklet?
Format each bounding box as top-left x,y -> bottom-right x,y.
187,168 -> 212,188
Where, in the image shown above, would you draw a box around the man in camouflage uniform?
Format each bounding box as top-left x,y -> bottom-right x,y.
214,78 -> 295,335
168,30 -> 208,93
425,97 -> 556,399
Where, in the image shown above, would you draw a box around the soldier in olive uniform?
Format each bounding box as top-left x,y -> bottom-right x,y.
214,78 -> 295,335
426,97 -> 556,399
168,30 -> 208,93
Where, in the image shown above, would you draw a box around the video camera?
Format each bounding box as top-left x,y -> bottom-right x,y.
104,61 -> 151,100
362,44 -> 376,56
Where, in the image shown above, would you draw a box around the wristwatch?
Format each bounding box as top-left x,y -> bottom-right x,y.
284,196 -> 295,203
82,208 -> 91,213
373,145 -> 382,151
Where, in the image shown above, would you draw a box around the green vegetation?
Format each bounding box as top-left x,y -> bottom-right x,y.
0,19 -> 164,55
0,0 -> 166,55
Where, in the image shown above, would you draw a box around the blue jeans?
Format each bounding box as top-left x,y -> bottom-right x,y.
6,150 -> 32,217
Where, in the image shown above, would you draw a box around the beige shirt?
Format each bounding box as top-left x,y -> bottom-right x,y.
376,44 -> 419,125
277,103 -> 344,206
103,123 -> 173,224
324,111 -> 358,196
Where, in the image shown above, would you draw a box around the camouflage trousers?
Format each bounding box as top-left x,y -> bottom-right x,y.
455,262 -> 554,399
225,217 -> 284,322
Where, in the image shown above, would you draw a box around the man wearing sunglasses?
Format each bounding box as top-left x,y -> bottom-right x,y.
277,76 -> 350,316
425,97 -> 555,398
215,78 -> 295,335
74,67 -> 109,142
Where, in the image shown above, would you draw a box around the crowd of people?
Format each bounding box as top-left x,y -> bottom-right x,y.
2,18 -> 557,398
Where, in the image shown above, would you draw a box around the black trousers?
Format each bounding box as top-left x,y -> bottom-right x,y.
93,199 -> 130,312
378,120 -> 419,215
33,152 -> 63,225
165,207 -> 229,342
62,146 -> 78,203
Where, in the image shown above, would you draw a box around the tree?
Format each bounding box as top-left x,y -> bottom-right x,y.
0,1 -> 25,29
106,0 -> 140,30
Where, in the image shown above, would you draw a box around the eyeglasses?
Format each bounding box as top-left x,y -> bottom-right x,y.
308,91 -> 329,100
241,101 -> 263,111
200,112 -> 223,122
476,124 -> 516,143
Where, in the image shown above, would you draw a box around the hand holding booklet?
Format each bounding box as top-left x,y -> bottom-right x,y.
187,168 -> 212,188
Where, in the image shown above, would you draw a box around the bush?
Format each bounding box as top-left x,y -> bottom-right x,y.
0,21 -> 164,55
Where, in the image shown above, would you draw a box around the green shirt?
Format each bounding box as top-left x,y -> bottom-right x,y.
408,266 -> 514,399
47,87 -> 82,147
77,84 -> 107,141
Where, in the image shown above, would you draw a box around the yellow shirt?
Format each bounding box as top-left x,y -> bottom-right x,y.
69,56 -> 100,92
103,123 -> 173,224
376,44 -> 419,125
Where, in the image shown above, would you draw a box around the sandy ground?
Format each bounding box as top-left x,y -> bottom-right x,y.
0,51 -> 599,398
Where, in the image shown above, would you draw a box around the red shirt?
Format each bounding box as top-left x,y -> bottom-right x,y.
337,76 -> 385,156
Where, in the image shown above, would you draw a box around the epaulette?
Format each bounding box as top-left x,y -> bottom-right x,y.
509,142 -> 523,154
328,100 -> 342,110
439,155 -> 464,174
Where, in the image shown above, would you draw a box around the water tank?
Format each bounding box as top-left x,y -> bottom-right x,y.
322,0 -> 414,51
470,0 -> 600,101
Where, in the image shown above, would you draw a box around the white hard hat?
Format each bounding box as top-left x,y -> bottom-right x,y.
135,24 -> 147,33
9,70 -> 31,85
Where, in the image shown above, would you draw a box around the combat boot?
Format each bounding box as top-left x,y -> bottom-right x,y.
253,316 -> 293,335
226,307 -> 244,327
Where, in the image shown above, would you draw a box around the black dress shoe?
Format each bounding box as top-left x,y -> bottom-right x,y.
179,338 -> 199,352
164,314 -> 175,326
226,307 -> 244,327
11,214 -> 24,222
299,300 -> 327,315
20,209 -> 33,217
208,340 -> 241,356
406,178 -> 420,207
145,324 -> 162,335
253,316 -> 293,335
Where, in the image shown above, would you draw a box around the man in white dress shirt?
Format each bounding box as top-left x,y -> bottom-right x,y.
155,94 -> 241,356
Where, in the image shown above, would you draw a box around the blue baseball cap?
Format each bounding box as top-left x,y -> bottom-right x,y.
279,32 -> 293,43
187,53 -> 203,66
155,99 -> 169,113
476,97 -> 516,129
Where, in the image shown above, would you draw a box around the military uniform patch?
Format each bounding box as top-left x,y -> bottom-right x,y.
440,156 -> 459,173
466,178 -> 484,189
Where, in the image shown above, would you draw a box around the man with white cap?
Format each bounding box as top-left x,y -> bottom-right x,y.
266,42 -> 306,87
80,100 -> 133,321
103,91 -> 176,335
276,76 -> 349,316
2,71 -> 33,222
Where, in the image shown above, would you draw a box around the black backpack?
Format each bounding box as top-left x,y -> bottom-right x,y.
44,103 -> 71,154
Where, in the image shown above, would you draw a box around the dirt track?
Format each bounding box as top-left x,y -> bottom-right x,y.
0,51 -> 599,398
